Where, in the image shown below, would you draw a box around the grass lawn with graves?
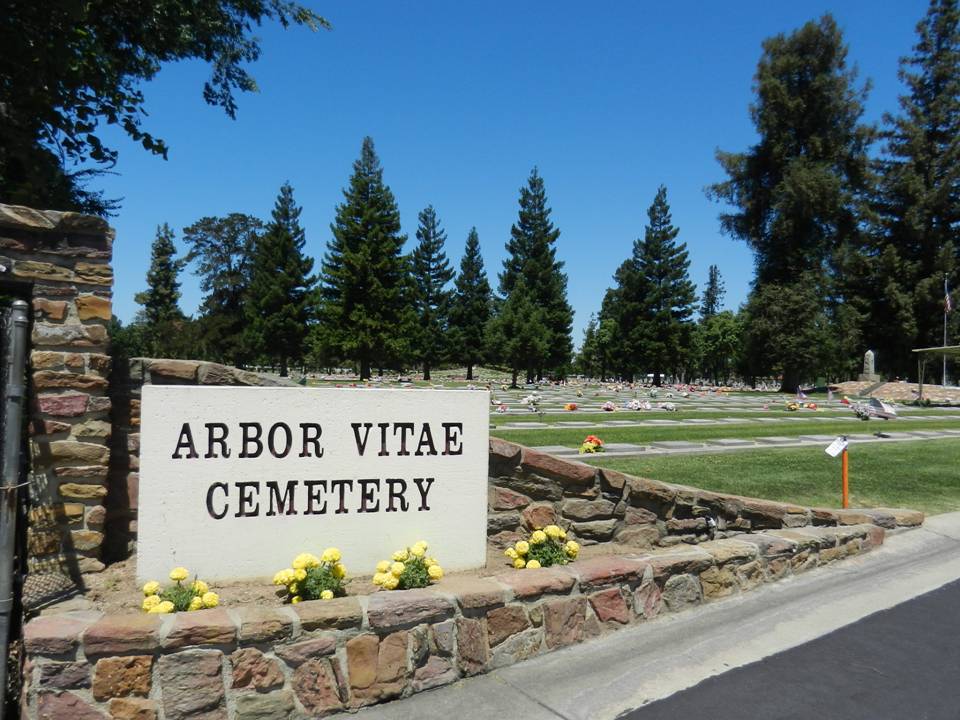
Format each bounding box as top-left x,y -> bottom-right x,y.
582,439 -> 960,515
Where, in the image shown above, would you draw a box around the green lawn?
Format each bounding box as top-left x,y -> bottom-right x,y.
487,407 -> 916,426
491,417 -> 960,447
584,440 -> 960,515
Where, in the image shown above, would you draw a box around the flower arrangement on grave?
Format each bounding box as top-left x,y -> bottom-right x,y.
141,567 -> 218,614
579,434 -> 604,453
273,549 -> 347,603
576,389 -> 584,397
805,402 -> 818,410
504,526 -> 579,568
601,401 -> 616,412
522,394 -> 541,412
564,402 -> 578,411
372,541 -> 443,590
625,398 -> 642,411
496,403 -> 508,413
659,402 -> 677,412
786,401 -> 800,411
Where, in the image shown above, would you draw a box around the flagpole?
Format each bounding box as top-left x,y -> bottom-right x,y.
946,274 -> 951,388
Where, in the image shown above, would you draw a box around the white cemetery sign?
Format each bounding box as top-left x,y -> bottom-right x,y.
137,386 -> 489,581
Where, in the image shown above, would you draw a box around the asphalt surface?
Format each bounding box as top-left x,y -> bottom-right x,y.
624,578 -> 960,720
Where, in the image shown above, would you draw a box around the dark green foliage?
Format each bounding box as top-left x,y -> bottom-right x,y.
709,15 -> 873,390
696,310 -> 743,383
397,557 -> 431,590
182,214 -> 263,367
160,582 -> 198,613
135,224 -> 184,326
300,565 -> 346,600
700,265 -> 725,319
871,0 -> 960,375
0,0 -> 327,215
410,206 -> 454,381
498,168 -> 573,379
486,278 -> 550,387
526,538 -> 568,568
245,183 -> 315,376
600,187 -> 696,384
448,228 -> 492,380
318,137 -> 413,379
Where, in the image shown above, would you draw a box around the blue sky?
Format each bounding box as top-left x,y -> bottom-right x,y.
97,0 -> 928,345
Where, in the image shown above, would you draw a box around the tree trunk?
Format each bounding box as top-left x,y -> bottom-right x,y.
360,358 -> 371,380
511,369 -> 518,388
423,363 -> 431,381
466,364 -> 474,381
280,356 -> 289,377
780,368 -> 801,394
653,371 -> 662,387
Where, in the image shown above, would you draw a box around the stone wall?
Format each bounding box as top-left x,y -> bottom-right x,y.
0,204 -> 114,578
486,438 -> 921,548
21,519 -> 897,719
105,359 -> 295,560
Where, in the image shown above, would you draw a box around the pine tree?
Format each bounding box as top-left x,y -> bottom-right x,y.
599,258 -> 648,380
500,168 -> 573,379
700,265 -> 725,319
245,183 -> 315,377
449,228 -> 492,380
633,186 -> 697,385
709,15 -> 873,391
318,137 -> 412,379
486,278 -> 550,388
182,213 -> 263,366
135,223 -> 184,326
410,206 -> 454,381
875,0 -> 960,374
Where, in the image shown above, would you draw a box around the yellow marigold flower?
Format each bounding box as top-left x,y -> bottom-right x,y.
515,541 -> 530,555
410,545 -> 426,557
504,548 -> 518,560
558,528 -> 567,540
142,581 -> 161,597
332,563 -> 346,579
157,600 -> 175,614
427,565 -> 443,580
289,583 -> 298,594
169,567 -> 189,582
292,554 -> 309,570
320,589 -> 334,600
530,530 -> 547,545
321,548 -> 341,564
291,596 -> 302,604
426,557 -> 438,567
513,558 -> 526,569
390,562 -> 405,578
272,571 -> 285,586
142,594 -> 161,611
372,572 -> 387,586
383,575 -> 399,590
544,525 -> 562,539
294,568 -> 307,582
414,540 -> 428,550
304,554 -> 321,569
188,596 -> 204,612
376,560 -> 391,574
201,591 -> 219,608
392,549 -> 408,562
191,579 -> 209,595
526,559 -> 541,569
565,540 -> 580,557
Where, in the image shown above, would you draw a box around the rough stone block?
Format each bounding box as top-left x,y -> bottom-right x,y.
624,476 -> 677,512
571,555 -> 647,590
25,613 -> 100,655
33,298 -> 68,321
33,371 -> 108,390
146,359 -> 198,382
38,440 -> 109,464
700,565 -> 738,599
456,617 -> 489,675
234,689 -> 296,720
489,627 -> 544,670
570,518 -> 619,541
520,448 -> 596,487
495,566 -> 576,599
435,576 -> 507,610
291,658 -> 344,715
562,498 -> 617,521
486,605 -> 531,647
233,606 -> 293,644
92,656 -> 152,700
36,393 -> 89,417
60,483 -> 108,500
230,648 -> 284,691
14,260 -> 74,282
37,691 -> 107,720
697,539 -> 759,564
347,631 -> 408,704
107,697 -> 158,720
490,486 -> 530,511
662,573 -> 702,611
522,502 -> 558,530
75,262 -> 113,285
38,661 -> 90,689
647,547 -> 714,579
70,529 -> 103,551
163,608 -> 236,649
83,614 -> 161,656
76,294 -> 111,320
366,589 -> 455,630
293,596 -> 362,631
157,650 -> 225,720
275,634 -> 337,666
543,596 -> 587,649
413,656 -> 458,692
589,588 -> 631,624
729,533 -> 796,558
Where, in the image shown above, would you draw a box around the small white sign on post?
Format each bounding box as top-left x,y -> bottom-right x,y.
137,386 -> 489,581
824,436 -> 848,458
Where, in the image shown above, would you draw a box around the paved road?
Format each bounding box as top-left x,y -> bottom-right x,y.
625,578 -> 960,720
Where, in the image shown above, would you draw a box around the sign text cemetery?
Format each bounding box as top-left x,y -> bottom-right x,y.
137,386 -> 489,580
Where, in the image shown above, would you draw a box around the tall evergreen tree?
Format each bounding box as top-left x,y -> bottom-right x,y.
486,278 -> 550,387
633,186 -> 697,385
135,223 -> 184,326
318,137 -> 412,379
709,15 -> 873,391
245,182 -> 315,377
700,265 -> 725,318
499,168 -> 573,379
599,257 -> 648,380
449,228 -> 492,380
410,206 -> 454,381
873,0 -> 960,375
182,213 -> 263,366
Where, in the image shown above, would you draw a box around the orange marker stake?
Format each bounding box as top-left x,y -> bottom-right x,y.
841,445 -> 849,509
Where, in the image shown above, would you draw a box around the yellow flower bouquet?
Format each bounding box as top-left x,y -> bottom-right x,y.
273,548 -> 347,603
372,540 -> 443,590
505,525 -> 579,569
141,567 -> 218,614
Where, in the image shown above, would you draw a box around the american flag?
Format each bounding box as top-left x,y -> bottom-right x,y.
947,277 -> 953,313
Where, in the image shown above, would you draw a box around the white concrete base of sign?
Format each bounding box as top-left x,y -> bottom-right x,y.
136,386 -> 489,582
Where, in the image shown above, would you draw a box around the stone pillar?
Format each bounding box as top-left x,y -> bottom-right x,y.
0,204 -> 114,576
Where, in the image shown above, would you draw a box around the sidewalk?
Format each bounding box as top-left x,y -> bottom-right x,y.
346,512 -> 960,720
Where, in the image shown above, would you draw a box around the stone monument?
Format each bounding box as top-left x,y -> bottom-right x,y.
858,349 -> 880,382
